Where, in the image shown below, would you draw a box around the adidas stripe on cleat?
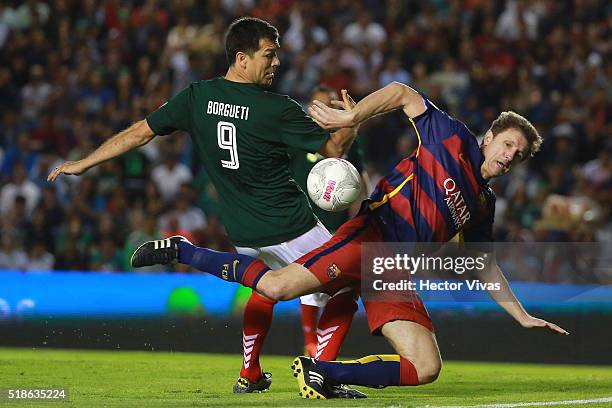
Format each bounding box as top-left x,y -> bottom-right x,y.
130,235 -> 190,268
292,356 -> 328,399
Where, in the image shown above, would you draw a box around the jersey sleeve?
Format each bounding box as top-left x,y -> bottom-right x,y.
411,95 -> 472,145
146,84 -> 194,135
279,97 -> 329,152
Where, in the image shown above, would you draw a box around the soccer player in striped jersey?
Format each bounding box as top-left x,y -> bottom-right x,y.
131,81 -> 569,398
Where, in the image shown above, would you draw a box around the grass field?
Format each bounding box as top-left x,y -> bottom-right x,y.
0,348 -> 611,407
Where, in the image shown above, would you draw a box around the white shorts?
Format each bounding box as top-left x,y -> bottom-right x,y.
235,221 -> 349,307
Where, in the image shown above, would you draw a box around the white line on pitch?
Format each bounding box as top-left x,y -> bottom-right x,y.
419,396 -> 612,408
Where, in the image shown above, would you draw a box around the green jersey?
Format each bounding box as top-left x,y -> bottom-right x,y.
288,140 -> 365,232
146,77 -> 328,247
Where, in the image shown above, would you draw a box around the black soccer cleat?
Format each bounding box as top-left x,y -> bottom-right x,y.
130,235 -> 190,268
291,356 -> 367,399
232,372 -> 272,393
329,384 -> 367,399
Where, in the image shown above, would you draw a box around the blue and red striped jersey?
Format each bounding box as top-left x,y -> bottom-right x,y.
367,96 -> 496,243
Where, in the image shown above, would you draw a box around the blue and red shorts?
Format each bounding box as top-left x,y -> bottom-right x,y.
295,214 -> 434,334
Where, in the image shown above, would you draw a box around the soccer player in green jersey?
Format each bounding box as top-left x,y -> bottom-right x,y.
48,17 -> 361,397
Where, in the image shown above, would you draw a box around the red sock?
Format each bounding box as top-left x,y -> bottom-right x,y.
314,290 -> 358,361
240,291 -> 276,382
399,356 -> 419,385
300,304 -> 319,355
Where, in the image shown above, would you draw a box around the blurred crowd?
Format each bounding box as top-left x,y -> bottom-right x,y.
0,0 -> 609,283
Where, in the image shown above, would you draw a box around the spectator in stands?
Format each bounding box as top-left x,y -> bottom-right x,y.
159,184 -> 206,234
20,64 -> 51,122
0,232 -> 27,270
25,240 -> 54,271
342,9 -> 387,48
151,140 -> 193,203
378,57 -> 411,88
0,163 -> 40,216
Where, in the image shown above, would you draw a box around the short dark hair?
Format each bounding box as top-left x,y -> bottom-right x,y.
491,111 -> 543,158
224,17 -> 279,66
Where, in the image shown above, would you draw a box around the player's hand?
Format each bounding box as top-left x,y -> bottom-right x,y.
47,161 -> 88,182
331,89 -> 356,112
519,315 -> 569,335
309,97 -> 356,130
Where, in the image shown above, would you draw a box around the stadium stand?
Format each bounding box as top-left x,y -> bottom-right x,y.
0,0 -> 609,284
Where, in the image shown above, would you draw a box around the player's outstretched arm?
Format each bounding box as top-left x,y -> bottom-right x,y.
309,81 -> 426,130
476,256 -> 570,336
47,120 -> 156,182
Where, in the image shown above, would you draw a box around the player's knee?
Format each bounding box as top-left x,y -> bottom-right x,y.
399,351 -> 441,385
414,355 -> 442,384
258,277 -> 296,301
258,283 -> 282,301
274,281 -> 300,301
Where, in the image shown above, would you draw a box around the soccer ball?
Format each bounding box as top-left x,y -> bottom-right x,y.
307,158 -> 361,212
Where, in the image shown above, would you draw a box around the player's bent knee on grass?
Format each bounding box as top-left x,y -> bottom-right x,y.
381,320 -> 442,384
256,264 -> 323,301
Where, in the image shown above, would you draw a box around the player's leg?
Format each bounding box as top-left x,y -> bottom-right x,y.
299,296 -> 320,357
312,289 -> 358,360
380,320 -> 442,384
283,221 -> 358,361
298,322 -> 440,389
251,262 -> 323,299
234,291 -> 275,392
265,214 -> 377,303
240,224 -> 361,396
298,289 -> 359,360
334,299 -> 440,386
289,215 -> 377,361
292,320 -> 440,399
262,224 -> 332,356
258,215 -> 374,301
235,221 -> 343,391
130,235 -> 323,299
234,228 -> 334,393
131,215 -> 372,300
220,217 -> 365,392
232,247 -> 277,393
293,299 -> 440,398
